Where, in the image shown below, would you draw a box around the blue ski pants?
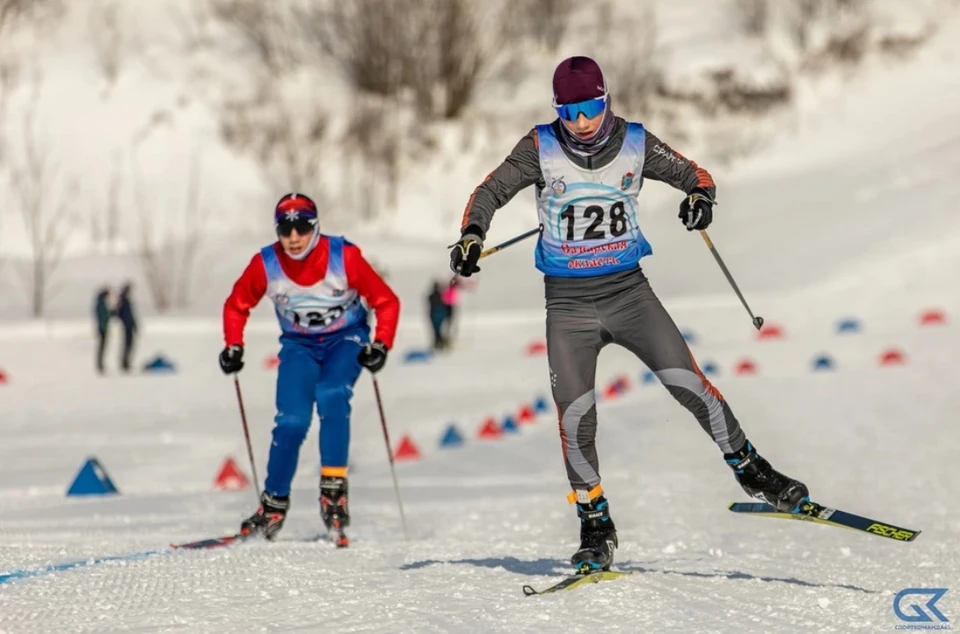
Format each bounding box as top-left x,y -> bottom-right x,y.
264,326 -> 368,497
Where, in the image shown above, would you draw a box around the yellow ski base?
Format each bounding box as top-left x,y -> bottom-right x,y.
522,570 -> 632,596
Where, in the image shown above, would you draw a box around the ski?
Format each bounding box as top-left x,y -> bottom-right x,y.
728,500 -> 920,542
170,533 -> 248,550
522,570 -> 632,596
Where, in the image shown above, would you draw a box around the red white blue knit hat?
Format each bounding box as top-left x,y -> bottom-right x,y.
274,193 -> 318,225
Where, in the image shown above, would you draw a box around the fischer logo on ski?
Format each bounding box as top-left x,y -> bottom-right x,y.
728,500 -> 920,542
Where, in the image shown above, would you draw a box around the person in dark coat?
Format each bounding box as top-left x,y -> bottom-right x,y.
94,288 -> 112,374
427,280 -> 448,351
115,282 -> 138,372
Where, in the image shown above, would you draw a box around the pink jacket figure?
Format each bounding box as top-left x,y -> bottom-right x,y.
440,277 -> 473,347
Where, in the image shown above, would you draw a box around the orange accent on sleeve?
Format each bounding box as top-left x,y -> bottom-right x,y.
673,149 -> 715,190
460,171 -> 494,231
692,161 -> 715,190
343,244 -> 400,349
223,252 -> 268,347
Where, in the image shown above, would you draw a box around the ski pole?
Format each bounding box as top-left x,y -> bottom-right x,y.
450,226 -> 541,286
371,376 -> 409,540
233,375 -> 263,502
479,226 -> 541,259
699,230 -> 764,330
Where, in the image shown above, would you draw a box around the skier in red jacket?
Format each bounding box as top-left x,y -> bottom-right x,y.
221,193 -> 400,546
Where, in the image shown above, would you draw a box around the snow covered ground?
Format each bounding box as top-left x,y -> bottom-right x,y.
1,282 -> 957,633
3,5 -> 960,634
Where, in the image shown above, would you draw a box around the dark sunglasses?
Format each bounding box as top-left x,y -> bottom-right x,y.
276,217 -> 317,237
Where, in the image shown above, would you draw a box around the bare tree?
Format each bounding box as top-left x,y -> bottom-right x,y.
168,0 -> 215,53
132,173 -> 171,311
0,0 -> 63,38
786,0 -> 822,52
310,0 -> 414,98
207,1 -> 333,196
601,4 -> 660,119
88,152 -> 123,253
209,0 -> 301,73
0,202 -> 5,274
340,96 -> 401,220
0,0 -> 41,28
311,0 -> 499,119
735,0 -> 770,36
777,0 -> 868,54
210,0 -> 501,231
500,0 -> 573,51
0,57 -> 15,165
8,78 -> 74,317
105,152 -> 122,252
131,148 -> 208,312
174,151 -> 203,308
0,0 -> 64,162
433,0 -> 485,118
0,1 -> 64,295
220,84 -> 328,196
89,0 -> 123,92
268,100 -> 327,193
131,159 -> 168,311
0,1 -> 25,165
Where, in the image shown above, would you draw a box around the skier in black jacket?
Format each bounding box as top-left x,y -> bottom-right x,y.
450,56 -> 808,574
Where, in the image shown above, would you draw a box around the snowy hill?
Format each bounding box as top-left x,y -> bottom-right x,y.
1,2 -> 960,633
0,0 -> 956,319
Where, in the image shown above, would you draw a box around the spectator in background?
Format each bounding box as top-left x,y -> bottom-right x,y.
115,282 -> 138,373
93,287 -> 112,374
427,280 -> 448,351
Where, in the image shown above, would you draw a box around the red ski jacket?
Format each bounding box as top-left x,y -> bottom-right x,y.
223,236 -> 400,348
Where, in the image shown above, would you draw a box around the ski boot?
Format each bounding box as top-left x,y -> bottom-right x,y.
320,475 -> 350,548
571,494 -> 618,574
725,440 -> 809,512
240,492 -> 289,540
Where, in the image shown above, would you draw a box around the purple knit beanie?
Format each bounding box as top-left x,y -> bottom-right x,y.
552,56 -> 607,105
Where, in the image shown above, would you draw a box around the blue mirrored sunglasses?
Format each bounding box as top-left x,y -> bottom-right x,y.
555,96 -> 607,122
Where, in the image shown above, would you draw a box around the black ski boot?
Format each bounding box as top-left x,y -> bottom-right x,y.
571,495 -> 618,574
320,476 -> 350,548
240,492 -> 289,540
725,440 -> 809,512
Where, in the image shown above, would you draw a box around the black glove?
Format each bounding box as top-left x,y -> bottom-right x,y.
358,341 -> 388,373
219,344 -> 244,374
678,189 -> 714,231
449,229 -> 484,277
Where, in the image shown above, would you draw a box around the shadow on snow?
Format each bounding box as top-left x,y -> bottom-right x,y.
400,557 -> 878,594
